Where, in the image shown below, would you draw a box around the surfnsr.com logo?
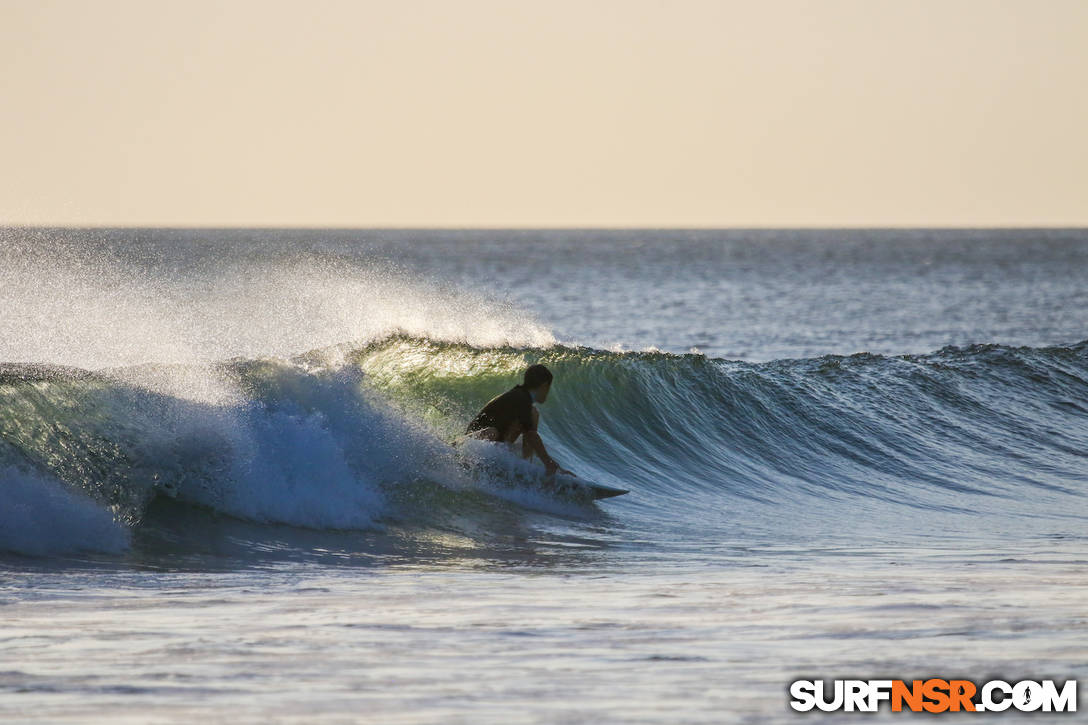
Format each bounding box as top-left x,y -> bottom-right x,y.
789,679 -> 1077,713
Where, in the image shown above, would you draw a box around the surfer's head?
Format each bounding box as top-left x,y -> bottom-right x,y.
523,364 -> 553,402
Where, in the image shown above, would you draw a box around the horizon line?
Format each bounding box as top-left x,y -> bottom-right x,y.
5,224 -> 1088,232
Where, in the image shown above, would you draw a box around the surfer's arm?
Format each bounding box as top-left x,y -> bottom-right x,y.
522,430 -> 562,475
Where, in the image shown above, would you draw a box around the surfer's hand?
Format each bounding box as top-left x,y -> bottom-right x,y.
559,468 -> 575,477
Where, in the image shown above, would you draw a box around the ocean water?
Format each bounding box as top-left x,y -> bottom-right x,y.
1,227 -> 1086,723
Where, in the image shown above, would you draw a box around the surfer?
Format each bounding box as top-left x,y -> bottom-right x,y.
466,363 -> 572,476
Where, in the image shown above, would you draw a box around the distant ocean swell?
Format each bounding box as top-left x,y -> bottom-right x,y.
1,335 -> 1086,556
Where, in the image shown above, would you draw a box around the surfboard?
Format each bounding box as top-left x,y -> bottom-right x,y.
450,436 -> 629,502
547,473 -> 629,502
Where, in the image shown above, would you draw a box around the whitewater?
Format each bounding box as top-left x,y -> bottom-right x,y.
1,227 -> 1086,723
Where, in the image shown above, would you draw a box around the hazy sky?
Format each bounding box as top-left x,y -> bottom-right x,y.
1,0 -> 1086,227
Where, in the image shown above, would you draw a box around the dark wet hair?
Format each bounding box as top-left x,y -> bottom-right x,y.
523,364 -> 553,389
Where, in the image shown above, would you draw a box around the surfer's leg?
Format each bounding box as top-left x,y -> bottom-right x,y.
504,422 -> 523,445
468,426 -> 502,442
505,421 -> 537,460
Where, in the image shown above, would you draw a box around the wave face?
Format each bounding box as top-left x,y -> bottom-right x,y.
353,337 -> 1088,518
2,334 -> 1086,556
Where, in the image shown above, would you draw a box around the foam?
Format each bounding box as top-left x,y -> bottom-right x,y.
453,438 -> 594,517
132,362 -> 454,530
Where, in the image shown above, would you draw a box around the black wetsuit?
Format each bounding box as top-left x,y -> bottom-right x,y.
466,385 -> 535,440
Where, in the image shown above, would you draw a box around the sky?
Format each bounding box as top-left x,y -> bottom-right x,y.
1,0 -> 1086,228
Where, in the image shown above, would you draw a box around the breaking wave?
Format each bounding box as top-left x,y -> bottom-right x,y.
2,335 -> 1086,556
